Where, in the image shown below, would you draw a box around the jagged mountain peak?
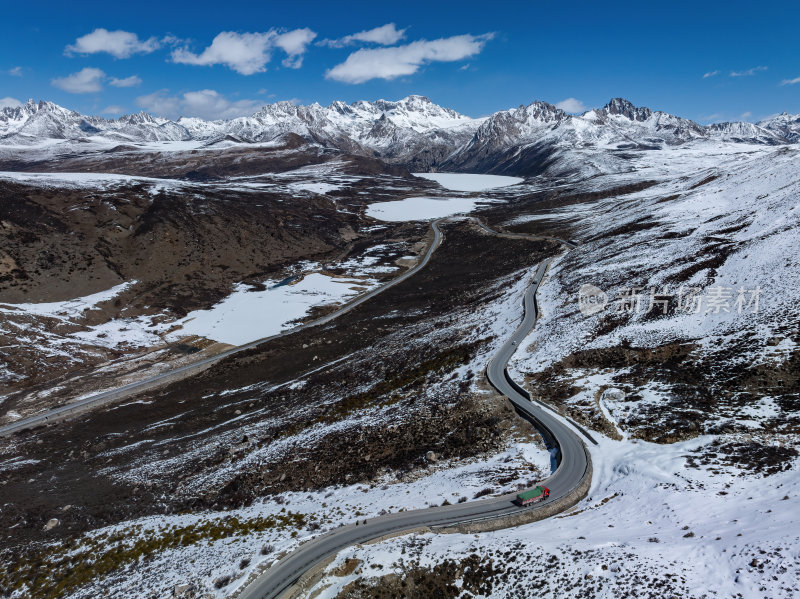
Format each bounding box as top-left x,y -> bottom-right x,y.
756,111 -> 800,143
253,101 -> 304,116
758,111 -> 800,125
2,99 -> 74,118
601,98 -> 653,122
521,100 -> 566,120
24,98 -> 60,110
476,99 -> 565,132
116,111 -> 160,125
394,94 -> 434,105
393,95 -> 443,111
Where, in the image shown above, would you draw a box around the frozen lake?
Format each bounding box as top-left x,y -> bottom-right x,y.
170,273 -> 372,346
366,196 -> 490,222
367,172 -> 521,222
413,172 -> 523,191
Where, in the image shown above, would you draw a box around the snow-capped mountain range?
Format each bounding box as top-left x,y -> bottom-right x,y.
1,96 -> 798,174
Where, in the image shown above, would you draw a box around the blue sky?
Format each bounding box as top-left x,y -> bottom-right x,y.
1,0 -> 798,123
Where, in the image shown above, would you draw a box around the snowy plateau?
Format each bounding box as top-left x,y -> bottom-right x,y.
0,95 -> 798,599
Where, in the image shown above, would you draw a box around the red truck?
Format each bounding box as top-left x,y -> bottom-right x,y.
516,485 -> 550,506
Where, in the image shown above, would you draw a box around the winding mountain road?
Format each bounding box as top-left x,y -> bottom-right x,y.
237,246 -> 591,599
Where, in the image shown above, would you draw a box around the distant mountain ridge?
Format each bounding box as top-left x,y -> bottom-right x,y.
1,96 -> 798,174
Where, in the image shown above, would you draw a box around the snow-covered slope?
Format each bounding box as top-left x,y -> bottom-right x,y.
504,142 -> 800,445
443,98 -> 796,177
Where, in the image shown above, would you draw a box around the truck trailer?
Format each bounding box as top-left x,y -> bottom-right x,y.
516,485 -> 550,506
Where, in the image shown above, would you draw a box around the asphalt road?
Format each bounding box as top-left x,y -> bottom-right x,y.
0,221 -> 445,437
237,257 -> 590,599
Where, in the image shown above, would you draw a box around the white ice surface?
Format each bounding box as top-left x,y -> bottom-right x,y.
413,172 -> 524,191
168,273 -> 374,346
367,173 -> 520,221
366,196 -> 492,222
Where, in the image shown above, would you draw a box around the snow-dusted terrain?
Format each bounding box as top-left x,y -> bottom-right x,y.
293,142 -> 800,599
2,262 -> 554,599
54,435 -> 551,599
0,235 -> 417,413
1,93 -> 799,599
511,144 -> 800,438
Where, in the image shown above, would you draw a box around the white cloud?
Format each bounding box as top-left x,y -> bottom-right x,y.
348,23 -> 407,45
703,70 -> 720,78
172,32 -> 271,75
320,23 -> 407,48
65,29 -> 160,59
325,33 -> 494,84
51,67 -> 105,93
0,97 -> 23,109
136,89 -> 263,120
730,66 -> 768,77
555,98 -> 587,113
50,69 -> 139,93
8,66 -> 23,77
740,111 -> 752,120
780,76 -> 800,86
102,105 -> 127,115
161,34 -> 183,46
171,29 -> 316,75
109,75 -> 142,87
274,28 -> 317,68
